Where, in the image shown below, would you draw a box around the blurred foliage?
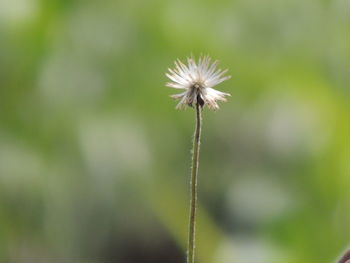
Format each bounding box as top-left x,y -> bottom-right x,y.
1,0 -> 350,262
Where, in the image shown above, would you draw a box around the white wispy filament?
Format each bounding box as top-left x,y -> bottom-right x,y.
166,56 -> 231,109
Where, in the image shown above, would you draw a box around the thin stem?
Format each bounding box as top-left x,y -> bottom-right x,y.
187,102 -> 202,263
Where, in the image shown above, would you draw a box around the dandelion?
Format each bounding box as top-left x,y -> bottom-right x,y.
166,55 -> 231,110
166,55 -> 231,263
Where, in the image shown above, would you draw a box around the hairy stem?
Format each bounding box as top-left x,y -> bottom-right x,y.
187,102 -> 202,263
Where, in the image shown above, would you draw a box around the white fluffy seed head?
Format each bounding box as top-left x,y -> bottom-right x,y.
166,55 -> 231,110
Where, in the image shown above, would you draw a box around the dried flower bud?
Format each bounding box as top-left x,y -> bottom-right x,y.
166,55 -> 231,110
339,250 -> 350,263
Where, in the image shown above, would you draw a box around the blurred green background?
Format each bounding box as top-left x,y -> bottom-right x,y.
1,0 -> 350,262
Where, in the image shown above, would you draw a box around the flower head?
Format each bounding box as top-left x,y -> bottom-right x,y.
166,55 -> 231,110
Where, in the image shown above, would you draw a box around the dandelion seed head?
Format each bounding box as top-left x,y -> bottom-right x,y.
166,55 -> 231,110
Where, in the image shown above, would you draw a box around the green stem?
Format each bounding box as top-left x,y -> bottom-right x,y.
187,103 -> 202,263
